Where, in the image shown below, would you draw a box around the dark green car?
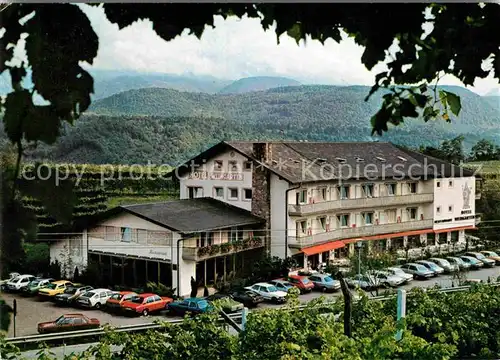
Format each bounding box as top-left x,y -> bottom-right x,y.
20,278 -> 54,296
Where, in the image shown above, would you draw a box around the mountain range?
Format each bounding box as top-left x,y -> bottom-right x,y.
12,74 -> 497,166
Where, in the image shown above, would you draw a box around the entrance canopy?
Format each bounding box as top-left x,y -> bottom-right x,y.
302,241 -> 345,256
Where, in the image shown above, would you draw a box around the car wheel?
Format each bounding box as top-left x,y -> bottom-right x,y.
94,303 -> 101,310
142,309 -> 149,316
271,297 -> 277,303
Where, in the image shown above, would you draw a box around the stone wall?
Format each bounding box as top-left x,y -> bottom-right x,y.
252,163 -> 271,253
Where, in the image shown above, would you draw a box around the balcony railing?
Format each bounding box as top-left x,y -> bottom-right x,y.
288,219 -> 433,248
288,193 -> 434,216
182,236 -> 264,261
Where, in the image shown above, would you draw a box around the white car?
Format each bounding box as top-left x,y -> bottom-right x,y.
386,267 -> 413,283
5,274 -> 36,292
76,288 -> 114,309
245,283 -> 288,304
0,272 -> 20,286
372,271 -> 406,287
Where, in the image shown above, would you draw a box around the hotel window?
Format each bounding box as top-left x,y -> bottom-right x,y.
228,188 -> 239,200
296,189 -> 307,204
121,227 -> 131,243
243,188 -> 253,201
338,185 -> 350,200
408,182 -> 417,194
243,161 -> 252,171
385,209 -> 397,223
187,186 -> 203,199
408,207 -> 418,220
229,160 -> 238,172
436,206 -> 441,215
198,232 -> 214,247
319,187 -> 327,201
214,187 -> 224,199
297,220 -> 307,236
318,217 -> 327,231
214,160 -> 223,171
386,183 -> 396,196
230,227 -> 244,242
337,214 -> 350,227
363,212 -> 374,225
448,205 -> 453,212
362,184 -> 374,198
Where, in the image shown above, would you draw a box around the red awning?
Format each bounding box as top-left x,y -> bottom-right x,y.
434,226 -> 477,234
343,228 -> 435,244
302,241 -> 345,256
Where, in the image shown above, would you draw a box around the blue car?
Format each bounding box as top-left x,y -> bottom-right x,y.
167,298 -> 214,316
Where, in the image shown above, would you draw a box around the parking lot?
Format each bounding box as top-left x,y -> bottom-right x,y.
2,265 -> 499,337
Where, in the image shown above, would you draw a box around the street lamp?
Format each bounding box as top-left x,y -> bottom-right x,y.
356,241 -> 363,277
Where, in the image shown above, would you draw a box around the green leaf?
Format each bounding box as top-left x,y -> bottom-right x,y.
442,90 -> 461,116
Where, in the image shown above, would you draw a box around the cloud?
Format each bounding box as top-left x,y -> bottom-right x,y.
64,5 -> 500,95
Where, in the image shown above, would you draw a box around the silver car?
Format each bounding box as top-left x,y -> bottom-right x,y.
345,274 -> 378,290
308,274 -> 341,292
428,258 -> 458,273
415,260 -> 444,276
372,271 -> 405,287
386,267 -> 413,283
446,256 -> 471,271
400,263 -> 434,279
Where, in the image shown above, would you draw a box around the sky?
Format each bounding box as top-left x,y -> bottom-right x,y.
65,5 -> 500,95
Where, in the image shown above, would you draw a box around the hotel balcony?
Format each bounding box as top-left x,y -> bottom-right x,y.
288,193 -> 434,216
182,236 -> 265,261
288,219 -> 433,249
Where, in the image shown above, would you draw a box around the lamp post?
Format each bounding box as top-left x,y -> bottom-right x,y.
356,241 -> 363,277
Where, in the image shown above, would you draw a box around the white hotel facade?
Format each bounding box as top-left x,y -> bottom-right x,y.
50,141 -> 481,296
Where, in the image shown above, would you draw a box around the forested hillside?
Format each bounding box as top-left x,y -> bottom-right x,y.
218,76 -> 301,94
3,84 -> 499,165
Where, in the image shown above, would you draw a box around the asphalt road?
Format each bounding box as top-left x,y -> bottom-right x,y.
3,265 -> 499,339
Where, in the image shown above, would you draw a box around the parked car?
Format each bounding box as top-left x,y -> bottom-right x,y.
37,314 -> 100,334
385,267 -> 413,283
465,252 -> 496,267
167,298 -> 213,316
268,279 -> 295,293
206,294 -> 244,313
76,288 -> 114,309
38,280 -> 74,299
121,293 -> 173,316
480,250 -> 500,265
446,256 -> 471,271
415,260 -> 444,276
308,274 -> 341,292
105,291 -> 138,312
54,285 -> 94,306
346,274 -> 378,290
245,283 -> 288,303
5,274 -> 36,292
399,263 -> 434,279
460,256 -> 484,270
428,258 -> 459,273
231,290 -> 265,308
20,278 -> 54,296
286,275 -> 315,293
372,271 -> 406,288
0,272 -> 20,290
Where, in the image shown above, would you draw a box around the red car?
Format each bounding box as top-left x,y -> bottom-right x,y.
121,293 -> 173,316
105,291 -> 138,312
287,275 -> 315,293
37,314 -> 100,334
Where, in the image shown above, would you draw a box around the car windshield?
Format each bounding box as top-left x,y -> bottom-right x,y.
476,253 -> 486,260
45,283 -> 58,289
30,280 -> 40,286
323,276 -> 333,282
439,259 -> 451,266
197,300 -> 208,308
489,252 -> 499,257
416,265 -> 427,271
110,293 -> 123,300
64,288 -> 77,294
391,268 -> 404,275
267,286 -> 278,292
301,278 -> 311,284
82,291 -> 95,297
55,316 -> 66,325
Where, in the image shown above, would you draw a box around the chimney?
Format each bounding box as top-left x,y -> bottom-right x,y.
253,142 -> 272,164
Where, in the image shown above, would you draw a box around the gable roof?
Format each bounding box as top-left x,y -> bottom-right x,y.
118,197 -> 264,234
170,140 -> 478,184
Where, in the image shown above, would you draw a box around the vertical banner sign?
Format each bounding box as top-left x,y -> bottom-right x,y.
13,299 -> 17,338
241,307 -> 248,331
395,289 -> 406,341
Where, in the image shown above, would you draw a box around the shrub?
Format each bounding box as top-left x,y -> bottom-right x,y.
145,282 -> 176,298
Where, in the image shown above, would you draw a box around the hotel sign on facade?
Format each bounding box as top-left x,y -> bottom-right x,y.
188,171 -> 243,181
